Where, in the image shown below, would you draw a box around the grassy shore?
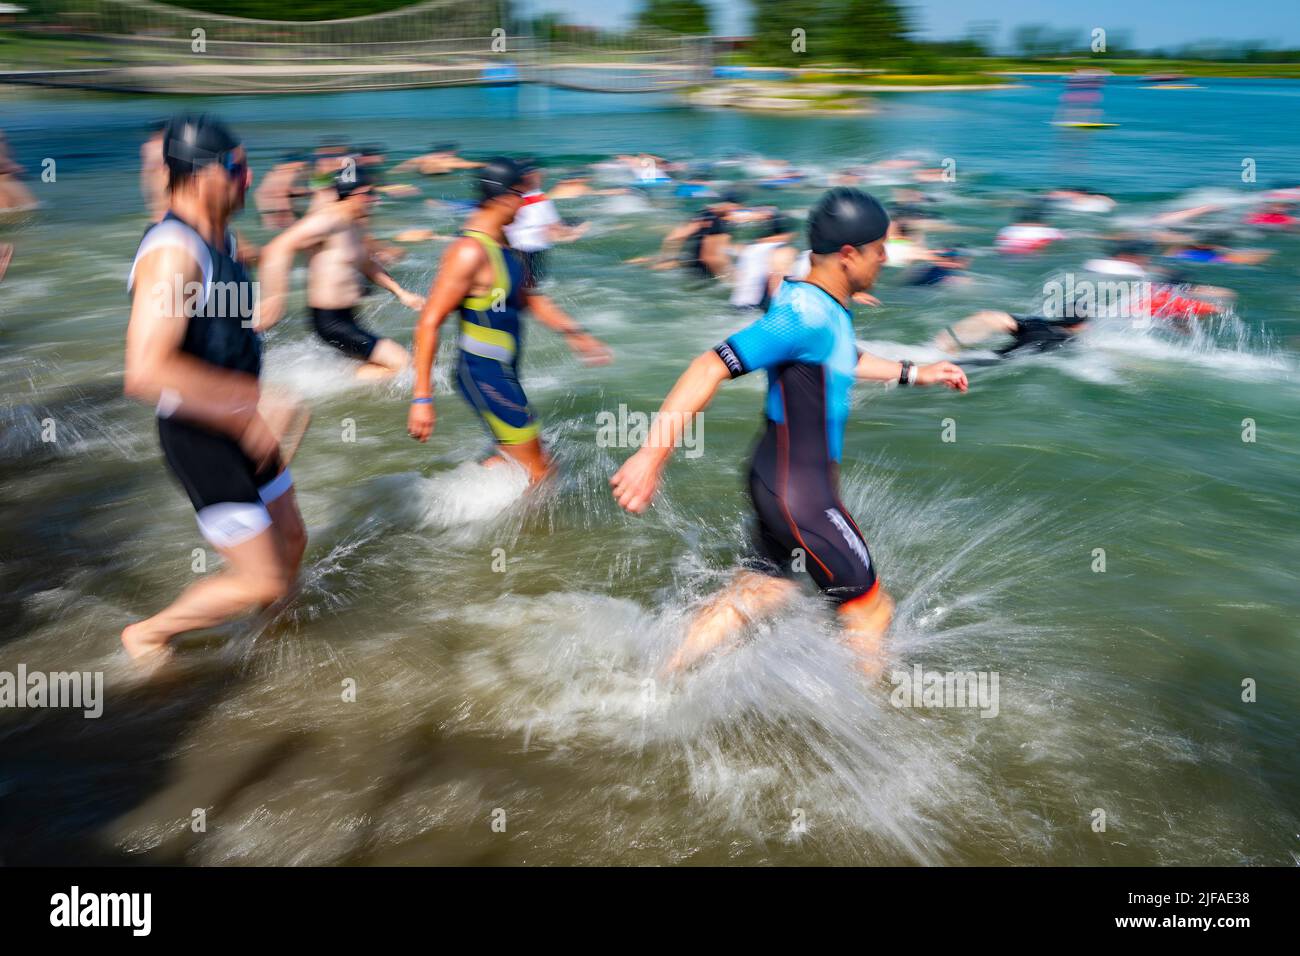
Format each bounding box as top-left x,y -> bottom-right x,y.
724,55 -> 1300,82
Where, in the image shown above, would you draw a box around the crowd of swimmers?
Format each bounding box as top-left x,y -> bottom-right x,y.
117,113 -> 1294,678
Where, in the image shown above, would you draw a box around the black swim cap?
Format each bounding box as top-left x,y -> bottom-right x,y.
163,114 -> 239,177
334,162 -> 373,199
808,188 -> 890,254
477,156 -> 527,200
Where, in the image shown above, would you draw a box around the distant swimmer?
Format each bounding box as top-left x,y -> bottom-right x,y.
935,310 -> 1091,358
391,143 -> 484,177
1046,187 -> 1116,214
652,193 -> 744,277
504,160 -> 588,285
611,189 -> 967,679
407,157 -> 611,483
1243,201 -> 1297,229
1163,231 -> 1274,266
121,114 -> 307,662
138,121 -> 168,222
254,152 -> 309,229
547,176 -> 630,200
259,167 -> 424,380
1083,241 -> 1233,318
996,202 -> 1065,255
884,218 -> 931,268
729,213 -> 798,310
904,247 -> 972,287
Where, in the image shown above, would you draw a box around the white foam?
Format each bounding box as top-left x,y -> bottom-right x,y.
415,459 -> 530,530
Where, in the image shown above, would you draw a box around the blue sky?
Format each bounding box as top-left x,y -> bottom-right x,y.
526,0 -> 1300,49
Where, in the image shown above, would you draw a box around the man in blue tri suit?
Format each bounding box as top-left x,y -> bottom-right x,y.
612,188 -> 968,677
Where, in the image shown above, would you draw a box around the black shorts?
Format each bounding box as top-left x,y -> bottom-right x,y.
157,418 -> 292,548
309,306 -> 379,360
747,469 -> 878,606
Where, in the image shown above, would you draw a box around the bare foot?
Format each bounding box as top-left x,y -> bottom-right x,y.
841,590 -> 895,679
121,620 -> 172,664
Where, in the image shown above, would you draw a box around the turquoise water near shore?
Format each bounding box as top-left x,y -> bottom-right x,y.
0,80 -> 1297,864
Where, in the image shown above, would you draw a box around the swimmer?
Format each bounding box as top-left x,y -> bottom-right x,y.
1084,240 -> 1234,315
392,143 -> 484,177
996,202 -> 1065,255
121,114 -> 307,663
612,188 -> 967,679
548,176 -> 629,200
884,218 -> 931,268
138,121 -> 168,221
504,160 -> 588,286
935,310 -> 1090,357
905,247 -> 972,287
652,194 -> 743,277
1046,187 -> 1116,214
1243,201 -> 1297,229
407,157 -> 611,483
254,152 -> 309,229
730,213 -> 799,311
259,166 -> 423,380
1163,231 -> 1274,266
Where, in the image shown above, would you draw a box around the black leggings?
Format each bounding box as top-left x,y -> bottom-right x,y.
748,468 -> 878,605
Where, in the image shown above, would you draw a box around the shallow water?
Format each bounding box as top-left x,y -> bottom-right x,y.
1,81 -> 1297,865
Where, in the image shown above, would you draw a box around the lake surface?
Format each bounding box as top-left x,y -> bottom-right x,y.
1,79 -> 1296,864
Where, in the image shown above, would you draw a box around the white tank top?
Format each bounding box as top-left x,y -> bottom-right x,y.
730,240 -> 784,308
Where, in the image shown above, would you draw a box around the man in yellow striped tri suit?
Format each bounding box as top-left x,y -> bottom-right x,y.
407,157 -> 610,482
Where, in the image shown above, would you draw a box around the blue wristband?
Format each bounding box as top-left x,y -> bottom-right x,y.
410,397 -> 433,405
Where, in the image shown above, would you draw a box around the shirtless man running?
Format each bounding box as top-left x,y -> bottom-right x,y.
259,167 -> 424,380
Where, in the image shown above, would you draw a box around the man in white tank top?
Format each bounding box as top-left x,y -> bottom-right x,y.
730,214 -> 797,309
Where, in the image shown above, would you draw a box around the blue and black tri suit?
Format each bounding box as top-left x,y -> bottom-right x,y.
713,279 -> 879,606
454,229 -> 541,445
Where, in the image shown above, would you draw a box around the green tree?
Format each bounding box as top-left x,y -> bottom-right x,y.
635,0 -> 713,35
747,0 -> 913,66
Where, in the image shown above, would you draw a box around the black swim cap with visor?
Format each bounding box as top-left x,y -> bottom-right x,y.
477,156 -> 527,200
163,114 -> 240,178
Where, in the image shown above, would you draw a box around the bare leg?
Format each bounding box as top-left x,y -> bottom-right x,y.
661,571 -> 800,676
266,488 -> 308,577
838,585 -> 895,678
120,518 -> 300,663
484,438 -> 550,484
0,243 -> 11,282
258,389 -> 311,467
355,338 -> 410,381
